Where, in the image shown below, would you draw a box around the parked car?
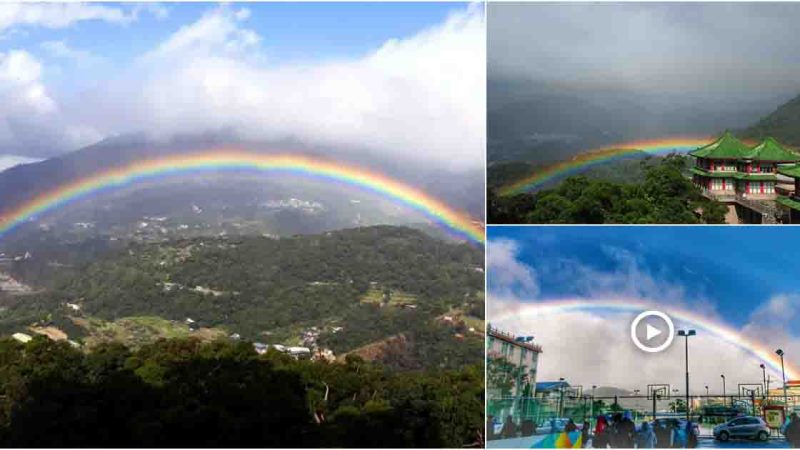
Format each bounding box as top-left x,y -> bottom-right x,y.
713,416 -> 769,442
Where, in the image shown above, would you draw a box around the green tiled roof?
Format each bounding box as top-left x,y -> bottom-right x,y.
777,196 -> 800,211
690,167 -> 776,181
778,164 -> 800,178
743,137 -> 800,162
689,131 -> 751,159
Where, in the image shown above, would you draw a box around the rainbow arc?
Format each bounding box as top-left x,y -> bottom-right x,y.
500,137 -> 713,196
492,298 -> 799,380
0,150 -> 485,245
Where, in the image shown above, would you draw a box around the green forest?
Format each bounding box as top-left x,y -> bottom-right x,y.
489,155 -> 728,224
0,226 -> 484,371
0,336 -> 483,447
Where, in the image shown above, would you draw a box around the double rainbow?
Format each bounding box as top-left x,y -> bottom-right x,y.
0,150 -> 485,245
492,298 -> 799,380
500,137 -> 713,196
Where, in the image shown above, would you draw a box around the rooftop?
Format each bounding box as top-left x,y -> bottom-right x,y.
488,324 -> 543,353
778,165 -> 800,178
744,137 -> 800,162
535,381 -> 571,392
690,132 -> 799,162
689,131 -> 752,160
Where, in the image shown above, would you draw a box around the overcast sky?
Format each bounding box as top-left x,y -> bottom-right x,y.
488,227 -> 800,392
0,2 -> 484,172
489,2 -> 800,101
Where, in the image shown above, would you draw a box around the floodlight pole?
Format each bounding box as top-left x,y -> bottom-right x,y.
777,349 -> 788,408
678,329 -> 696,421
721,375 -> 726,407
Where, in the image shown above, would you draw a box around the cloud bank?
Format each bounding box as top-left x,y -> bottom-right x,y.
0,4 -> 485,172
489,2 -> 800,99
489,238 -> 800,393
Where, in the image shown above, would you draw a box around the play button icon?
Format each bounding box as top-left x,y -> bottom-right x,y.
646,324 -> 662,341
631,310 -> 675,353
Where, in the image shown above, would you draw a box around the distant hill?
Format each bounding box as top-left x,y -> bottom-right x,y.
0,133 -> 484,220
0,225 -> 484,371
741,93 -> 800,147
488,150 -> 654,190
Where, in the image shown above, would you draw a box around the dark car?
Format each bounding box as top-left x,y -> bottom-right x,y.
713,416 -> 769,442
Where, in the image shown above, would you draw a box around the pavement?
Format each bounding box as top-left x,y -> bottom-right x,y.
487,435 -> 791,448
696,437 -> 789,448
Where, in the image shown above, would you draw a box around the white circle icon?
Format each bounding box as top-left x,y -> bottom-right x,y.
630,310 -> 675,353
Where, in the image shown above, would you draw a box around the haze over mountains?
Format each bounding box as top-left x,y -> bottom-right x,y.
488,2 -> 800,164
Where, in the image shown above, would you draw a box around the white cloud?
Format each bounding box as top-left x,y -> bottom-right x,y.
145,6 -> 258,60
55,3 -> 485,171
496,307 -> 773,394
0,3 -> 134,33
741,295 -> 800,379
0,154 -> 41,173
40,40 -> 99,64
487,238 -> 539,303
0,50 -> 101,155
488,239 -> 800,391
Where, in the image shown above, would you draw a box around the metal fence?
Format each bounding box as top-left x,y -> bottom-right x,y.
487,394 -> 800,437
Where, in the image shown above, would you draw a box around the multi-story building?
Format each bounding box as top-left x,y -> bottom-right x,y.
487,324 -> 542,397
487,324 -> 543,425
690,132 -> 800,201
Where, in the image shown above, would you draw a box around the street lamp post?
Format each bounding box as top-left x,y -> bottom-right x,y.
777,349 -> 788,408
760,363 -> 767,401
590,385 -> 596,421
559,377 -> 566,418
678,329 -> 696,421
721,375 -> 726,407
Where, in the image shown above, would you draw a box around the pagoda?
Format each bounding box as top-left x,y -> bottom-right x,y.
777,162 -> 800,223
689,132 -> 800,201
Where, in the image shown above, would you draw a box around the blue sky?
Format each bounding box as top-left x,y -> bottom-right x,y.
4,3 -> 463,68
488,226 -> 800,389
489,226 -> 800,330
3,2 -> 464,92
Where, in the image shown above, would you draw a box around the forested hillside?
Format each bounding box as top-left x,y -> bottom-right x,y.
741,93 -> 800,146
489,155 -> 728,224
0,226 -> 484,371
0,336 -> 483,447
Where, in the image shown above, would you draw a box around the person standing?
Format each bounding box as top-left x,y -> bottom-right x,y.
593,415 -> 609,448
637,421 -> 657,449
500,415 -> 516,440
617,411 -> 636,448
786,413 -> 800,448
582,420 -> 591,448
654,421 -> 672,448
566,419 -> 578,433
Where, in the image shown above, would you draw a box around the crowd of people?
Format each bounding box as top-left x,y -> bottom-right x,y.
490,410 -> 800,447
590,412 -> 698,448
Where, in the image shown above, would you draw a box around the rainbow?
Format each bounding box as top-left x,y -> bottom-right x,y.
499,137 -> 713,196
0,150 -> 485,245
492,298 -> 800,380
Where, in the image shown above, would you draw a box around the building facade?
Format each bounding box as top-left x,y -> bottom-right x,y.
690,132 -> 800,201
777,165 -> 800,223
487,324 -> 542,397
487,324 -> 543,423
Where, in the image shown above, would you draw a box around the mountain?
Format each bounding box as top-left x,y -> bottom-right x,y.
741,93 -> 800,147
0,155 -> 41,174
487,77 -> 774,164
0,225 -> 484,371
0,133 -> 484,223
